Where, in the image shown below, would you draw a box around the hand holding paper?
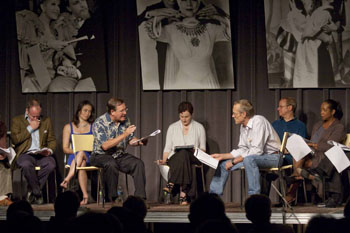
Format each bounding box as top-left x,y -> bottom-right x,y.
194,148 -> 218,169
131,129 -> 161,145
155,159 -> 166,165
27,147 -> 52,156
139,138 -> 148,146
327,140 -> 350,152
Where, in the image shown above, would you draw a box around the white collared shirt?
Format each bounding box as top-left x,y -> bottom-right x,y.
164,120 -> 206,159
230,115 -> 281,158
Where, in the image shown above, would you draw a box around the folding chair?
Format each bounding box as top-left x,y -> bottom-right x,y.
344,134 -> 350,147
240,132 -> 303,207
195,164 -> 207,192
158,162 -> 206,203
64,134 -> 130,206
63,134 -> 104,206
18,166 -> 57,203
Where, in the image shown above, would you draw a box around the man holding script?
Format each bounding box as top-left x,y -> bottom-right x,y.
209,99 -> 281,196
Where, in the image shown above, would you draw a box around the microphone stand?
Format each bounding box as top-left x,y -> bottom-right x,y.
272,151 -> 301,225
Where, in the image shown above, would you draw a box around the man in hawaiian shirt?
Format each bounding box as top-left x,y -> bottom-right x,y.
91,98 -> 147,201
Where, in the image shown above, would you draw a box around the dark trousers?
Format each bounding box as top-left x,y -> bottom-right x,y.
167,149 -> 200,197
90,153 -> 146,200
316,157 -> 342,194
16,153 -> 56,197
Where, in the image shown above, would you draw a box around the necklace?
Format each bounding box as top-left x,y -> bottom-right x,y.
78,122 -> 88,128
176,23 -> 207,47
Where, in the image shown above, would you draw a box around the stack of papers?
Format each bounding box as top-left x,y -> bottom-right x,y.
193,148 -> 218,169
286,134 -> 312,161
0,147 -> 16,165
131,129 -> 161,145
157,148 -> 219,182
174,145 -> 194,151
27,148 -> 51,155
158,165 -> 170,182
286,136 -> 350,173
325,141 -> 350,173
327,140 -> 350,151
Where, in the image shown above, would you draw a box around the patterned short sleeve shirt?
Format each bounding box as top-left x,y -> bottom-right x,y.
92,113 -> 134,155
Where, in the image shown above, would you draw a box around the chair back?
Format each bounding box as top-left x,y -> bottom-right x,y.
344,133 -> 350,147
277,132 -> 289,168
279,132 -> 289,153
71,134 -> 94,153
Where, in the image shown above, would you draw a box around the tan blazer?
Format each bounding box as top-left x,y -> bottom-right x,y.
10,114 -> 56,167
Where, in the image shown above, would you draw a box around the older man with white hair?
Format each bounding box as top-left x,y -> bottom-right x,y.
209,99 -> 281,196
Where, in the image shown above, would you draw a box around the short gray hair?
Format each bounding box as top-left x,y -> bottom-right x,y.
234,99 -> 255,118
281,97 -> 297,113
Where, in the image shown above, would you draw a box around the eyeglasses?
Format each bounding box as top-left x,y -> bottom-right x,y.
27,113 -> 41,120
117,108 -> 128,113
278,104 -> 291,108
232,111 -> 241,116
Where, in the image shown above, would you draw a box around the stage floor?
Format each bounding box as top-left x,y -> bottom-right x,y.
0,202 -> 345,225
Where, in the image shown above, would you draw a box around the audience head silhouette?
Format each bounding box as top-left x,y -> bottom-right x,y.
245,194 -> 271,225
305,215 -> 337,233
68,212 -> 122,233
6,200 -> 34,221
6,200 -> 43,233
123,195 -> 147,220
195,219 -> 239,233
245,194 -> 295,233
107,206 -> 147,233
54,190 -> 80,220
188,193 -> 228,229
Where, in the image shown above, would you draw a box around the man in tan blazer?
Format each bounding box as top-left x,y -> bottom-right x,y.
11,99 -> 56,204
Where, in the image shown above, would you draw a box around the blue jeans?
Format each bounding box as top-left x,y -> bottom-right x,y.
209,159 -> 244,195
243,154 -> 281,195
209,154 -> 281,196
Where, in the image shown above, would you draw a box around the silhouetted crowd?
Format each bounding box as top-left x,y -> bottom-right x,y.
1,192 -> 350,233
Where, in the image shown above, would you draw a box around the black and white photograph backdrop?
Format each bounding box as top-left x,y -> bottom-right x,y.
15,0 -> 109,93
137,0 -> 234,90
264,0 -> 350,88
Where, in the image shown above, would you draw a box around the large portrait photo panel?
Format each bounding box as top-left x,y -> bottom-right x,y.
15,0 -> 109,93
265,0 -> 350,88
137,0 -> 234,90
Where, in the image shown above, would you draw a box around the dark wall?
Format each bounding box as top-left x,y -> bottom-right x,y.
0,0 -> 349,202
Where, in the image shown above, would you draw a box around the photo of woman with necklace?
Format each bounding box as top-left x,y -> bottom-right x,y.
137,0 -> 233,90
